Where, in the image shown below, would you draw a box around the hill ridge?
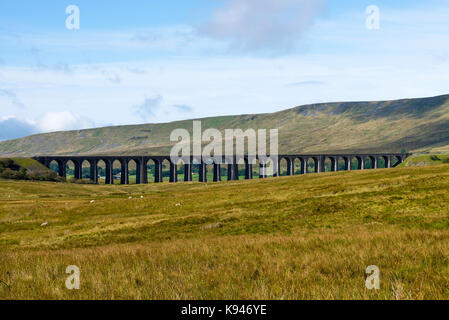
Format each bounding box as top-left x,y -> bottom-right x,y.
1,94 -> 449,156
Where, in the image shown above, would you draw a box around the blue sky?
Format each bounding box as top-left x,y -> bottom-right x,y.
0,0 -> 448,140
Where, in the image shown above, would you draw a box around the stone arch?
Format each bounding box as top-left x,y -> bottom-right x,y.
49,159 -> 66,178
161,158 -> 171,182
279,157 -> 290,176
78,159 -> 90,180
96,159 -> 108,184
292,157 -> 304,175
111,159 -> 122,184
362,156 -> 375,169
324,156 -> 338,172
376,156 -> 386,168
306,157 -> 319,173
323,157 -> 332,172
65,160 -> 77,180
352,156 -> 363,170
127,159 -> 138,184
190,158 -> 201,182
48,159 -> 58,173
145,158 -> 156,183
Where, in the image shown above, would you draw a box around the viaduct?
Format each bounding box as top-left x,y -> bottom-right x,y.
34,153 -> 411,184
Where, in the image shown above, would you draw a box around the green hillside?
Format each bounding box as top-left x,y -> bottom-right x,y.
0,158 -> 63,181
400,154 -> 449,167
1,94 -> 449,156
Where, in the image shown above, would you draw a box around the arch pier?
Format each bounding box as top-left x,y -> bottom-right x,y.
35,153 -> 411,185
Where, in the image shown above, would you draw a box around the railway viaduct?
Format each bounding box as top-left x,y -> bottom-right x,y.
34,153 -> 411,184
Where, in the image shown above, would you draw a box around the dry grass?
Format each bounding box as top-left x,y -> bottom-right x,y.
1,165 -> 449,299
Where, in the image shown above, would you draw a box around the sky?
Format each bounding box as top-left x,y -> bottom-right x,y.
0,0 -> 448,140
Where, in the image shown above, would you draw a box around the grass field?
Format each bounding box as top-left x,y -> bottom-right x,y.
1,164 -> 449,299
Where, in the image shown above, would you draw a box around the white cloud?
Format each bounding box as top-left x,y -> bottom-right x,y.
37,111 -> 94,132
0,111 -> 95,140
200,0 -> 327,53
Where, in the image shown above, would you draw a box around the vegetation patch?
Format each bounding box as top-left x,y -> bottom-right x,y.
0,158 -> 64,182
401,154 -> 449,167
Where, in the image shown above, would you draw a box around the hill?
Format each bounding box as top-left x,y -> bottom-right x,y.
1,164 -> 449,299
0,158 -> 63,181
401,154 -> 449,167
1,94 -> 449,156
